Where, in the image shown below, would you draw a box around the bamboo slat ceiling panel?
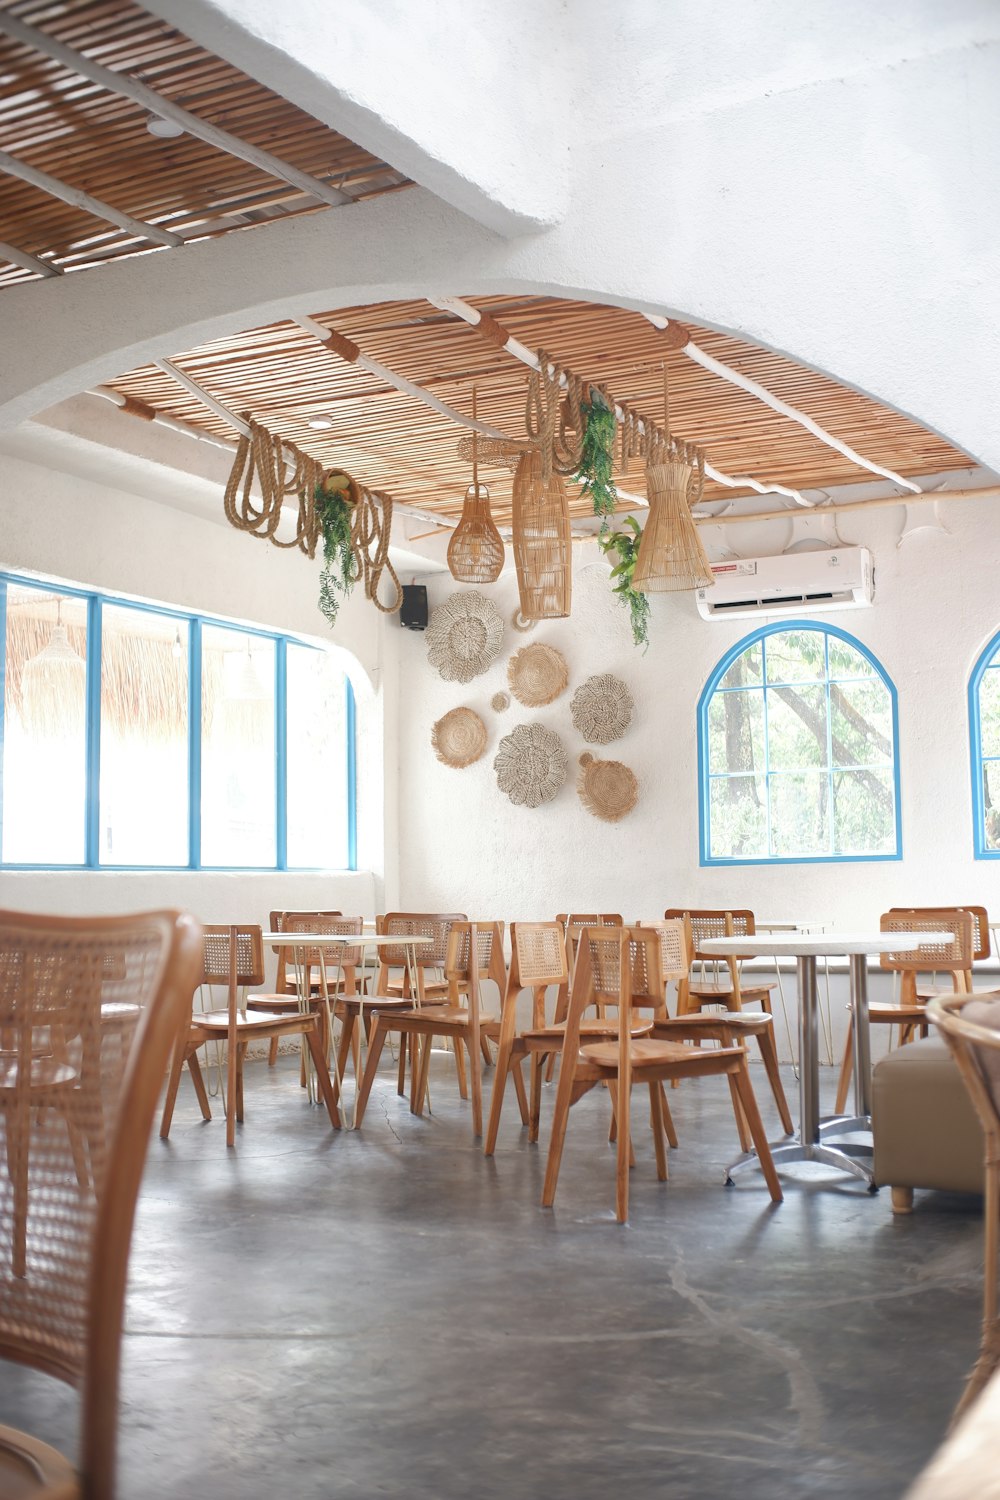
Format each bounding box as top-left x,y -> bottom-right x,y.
0,0 -> 409,285
106,295 -> 972,520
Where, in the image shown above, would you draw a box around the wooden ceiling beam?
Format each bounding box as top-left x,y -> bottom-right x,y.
0,148 -> 182,250
0,238 -> 60,278
694,484 -> 1000,526
0,10 -> 353,211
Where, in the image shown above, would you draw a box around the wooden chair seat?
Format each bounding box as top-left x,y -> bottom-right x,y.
580,1036 -> 711,1069
0,1055 -> 78,1091
193,1007 -> 319,1036
0,1415 -> 81,1497
523,1016 -> 654,1043
688,981 -> 775,1001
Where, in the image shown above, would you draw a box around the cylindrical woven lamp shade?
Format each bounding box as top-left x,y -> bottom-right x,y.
511,450 -> 572,619
447,483 -> 505,583
633,460 -> 713,593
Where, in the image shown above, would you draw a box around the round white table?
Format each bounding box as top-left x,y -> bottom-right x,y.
700,930 -> 951,1187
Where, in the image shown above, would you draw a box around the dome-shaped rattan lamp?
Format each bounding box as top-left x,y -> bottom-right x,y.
447,387 -> 505,584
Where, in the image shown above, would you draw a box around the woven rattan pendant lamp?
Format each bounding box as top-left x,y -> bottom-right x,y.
447,387 -> 504,583
511,447 -> 572,619
633,366 -> 714,594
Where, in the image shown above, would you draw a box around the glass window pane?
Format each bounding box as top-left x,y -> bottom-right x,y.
99,605 -> 188,866
833,769 -> 896,855
769,772 -> 830,856
2,586 -> 87,863
984,764 -> 1000,851
709,776 -> 767,859
764,630 -> 826,685
827,635 -> 876,681
286,644 -> 350,868
708,690 -> 764,776
201,626 -> 275,867
719,642 -> 762,690
766,685 -> 828,770
980,669 -> 1000,759
830,679 -> 894,768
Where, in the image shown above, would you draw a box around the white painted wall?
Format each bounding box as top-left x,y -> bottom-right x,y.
0,452 -> 395,951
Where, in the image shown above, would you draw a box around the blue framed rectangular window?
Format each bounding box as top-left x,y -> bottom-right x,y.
698,620 -> 902,866
0,569 -> 356,873
969,629 -> 1000,858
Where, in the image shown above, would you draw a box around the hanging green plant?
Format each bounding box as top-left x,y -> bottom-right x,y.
598,517 -> 650,651
316,470 -> 359,627
575,394 -> 618,523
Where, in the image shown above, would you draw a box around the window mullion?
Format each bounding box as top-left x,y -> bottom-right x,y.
276,636 -> 287,870
188,618 -> 202,869
347,675 -> 357,871
84,594 -> 102,867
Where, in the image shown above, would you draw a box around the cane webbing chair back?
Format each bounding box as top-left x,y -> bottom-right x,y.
273,911 -> 363,969
512,922 -> 568,990
557,913 -> 623,929
445,921 -> 506,990
377,913 -> 466,968
664,908 -> 756,959
889,905 -> 990,965
638,918 -> 691,987
201,925 -> 265,990
878,910 -> 974,978
0,907 -> 201,1498
267,909 -> 342,991
575,926 -> 665,1013
928,992 -> 1000,1421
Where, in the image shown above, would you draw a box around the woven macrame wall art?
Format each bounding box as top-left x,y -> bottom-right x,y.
507,643 -> 569,708
577,752 -> 639,822
425,592 -> 504,684
431,707 -> 488,768
570,674 -> 634,744
494,723 -> 568,808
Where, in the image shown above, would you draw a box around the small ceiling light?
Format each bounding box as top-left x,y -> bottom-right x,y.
306,415 -> 335,431
146,115 -> 184,139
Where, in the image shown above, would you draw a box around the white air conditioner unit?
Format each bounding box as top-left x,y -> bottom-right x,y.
696,546 -> 874,621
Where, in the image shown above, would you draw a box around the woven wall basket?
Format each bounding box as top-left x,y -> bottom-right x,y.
425,592 -> 504,683
507,642 -> 569,707
633,459 -> 713,593
494,723 -> 568,808
491,691 -> 510,713
570,674 -> 634,744
431,707 -> 487,768
511,449 -> 572,620
577,752 -> 638,822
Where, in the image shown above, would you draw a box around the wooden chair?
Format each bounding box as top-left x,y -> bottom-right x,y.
665,908 -> 776,1017
541,913 -> 625,1079
354,922 -> 504,1136
374,913 -> 469,1096
252,910 -> 343,1066
541,926 -> 783,1222
927,991 -> 1000,1423
909,905 -> 991,1000
159,924 -> 341,1145
834,908 -> 975,1114
248,911 -> 361,1069
641,918 -> 793,1137
0,907 -> 201,1500
484,921 -> 674,1157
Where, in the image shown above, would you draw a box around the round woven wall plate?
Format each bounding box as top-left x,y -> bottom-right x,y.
494,723 -> 568,808
577,752 -> 638,822
491,691 -> 510,712
571,673 -> 634,744
508,643 -> 569,707
425,591 -> 504,683
432,707 -> 487,768
511,608 -> 535,633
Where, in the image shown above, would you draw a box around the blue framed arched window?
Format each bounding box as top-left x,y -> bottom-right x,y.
698,621 -> 901,866
969,630 -> 1000,859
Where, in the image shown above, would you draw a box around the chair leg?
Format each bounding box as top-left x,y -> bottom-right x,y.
728,1073 -> 752,1153
529,1052 -> 544,1143
355,1021 -> 389,1128
649,1081 -> 668,1182
757,1027 -> 794,1134
468,1034 -> 483,1138
834,1019 -> 854,1115
731,1061 -> 783,1204
332,1011 -> 356,1109
615,1074 -> 632,1223
511,1055 -> 530,1126
480,1034 -> 494,1066
484,1043 -> 514,1157
607,1086 -> 636,1166
541,1052 -> 580,1209
891,1186 -> 914,1215
236,1043 -> 248,1123
188,1053 -> 212,1122
268,1036 -> 279,1068
453,1036 -> 469,1100
658,1082 -> 679,1150
414,1033 -> 433,1116
159,1037 -> 188,1139
225,1036 -> 238,1149
305,1026 -> 342,1129
397,1036 -> 408,1097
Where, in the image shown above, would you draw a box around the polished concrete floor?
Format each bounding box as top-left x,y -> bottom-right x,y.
0,1052 -> 985,1500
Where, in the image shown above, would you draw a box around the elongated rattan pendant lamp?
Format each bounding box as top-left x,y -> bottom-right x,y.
447,387 -> 505,583
21,597 -> 86,738
512,447 -> 572,619
633,366 -> 714,593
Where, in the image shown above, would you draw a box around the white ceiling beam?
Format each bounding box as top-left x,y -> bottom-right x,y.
153,358 -> 251,437
0,239 -> 61,278
0,148 -> 183,249
0,11 -> 353,211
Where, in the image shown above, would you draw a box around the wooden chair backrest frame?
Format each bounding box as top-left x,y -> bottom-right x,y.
442,922 -> 506,1023
268,909 -> 342,991
0,907 -> 202,1500
272,911 -> 363,975
879,909 -> 974,1003
889,905 -> 990,967
664,908 -> 754,1004
637,918 -> 692,989
564,926 -> 665,1085
377,912 -> 467,970
501,922 -> 568,1030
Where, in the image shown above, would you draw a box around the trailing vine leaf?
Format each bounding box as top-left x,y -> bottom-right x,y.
316,473 -> 358,627
598,517 -> 650,651
575,395 -> 618,523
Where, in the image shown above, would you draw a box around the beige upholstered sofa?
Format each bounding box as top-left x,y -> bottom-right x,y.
872,1033 -> 984,1212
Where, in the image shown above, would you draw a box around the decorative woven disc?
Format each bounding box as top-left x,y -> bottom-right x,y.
508,643 -> 569,707
431,707 -> 487,768
494,723 -> 568,808
577,752 -> 638,822
425,591 -> 504,683
570,674 -> 634,744
511,608 -> 536,634
491,691 -> 511,713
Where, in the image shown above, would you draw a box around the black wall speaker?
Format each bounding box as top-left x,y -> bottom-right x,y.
400,584 -> 429,631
